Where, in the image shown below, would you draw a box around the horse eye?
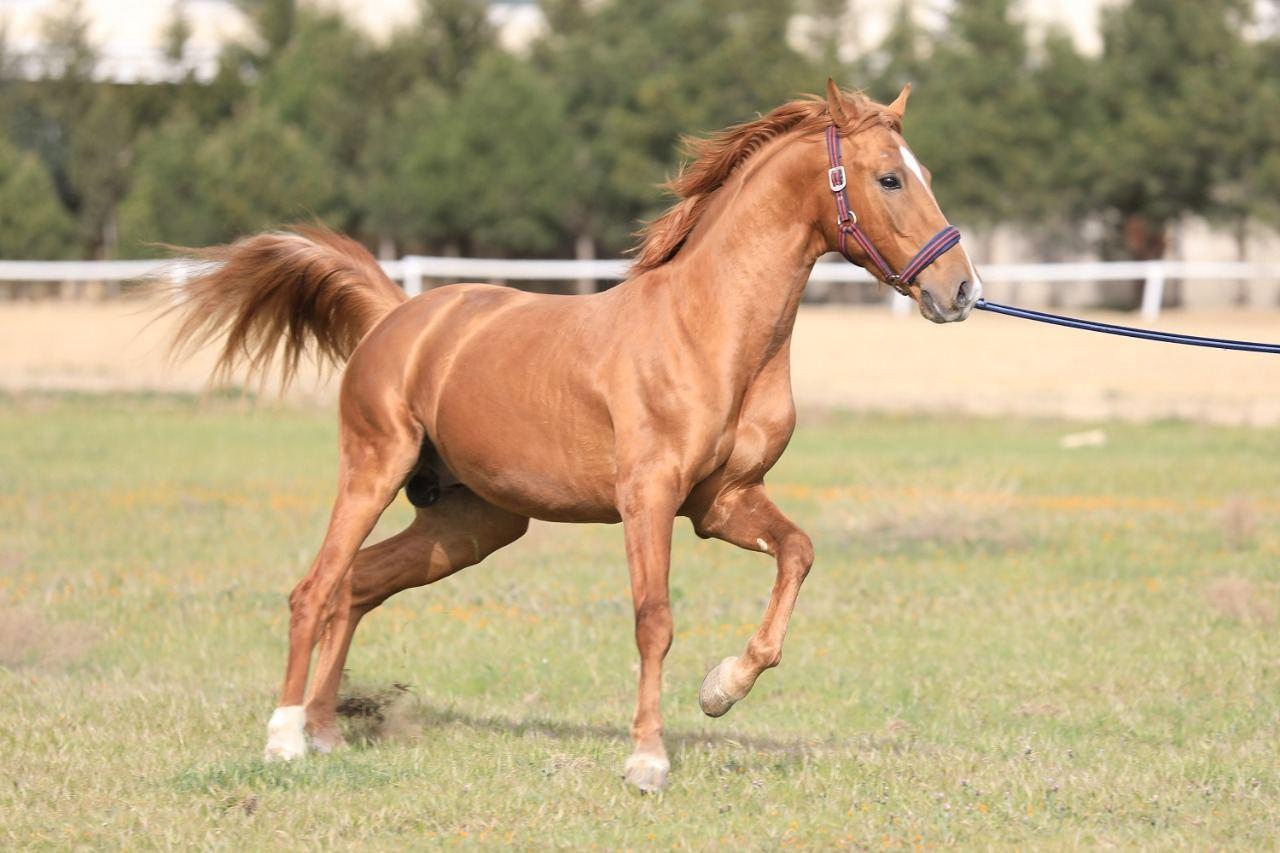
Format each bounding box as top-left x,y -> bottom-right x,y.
878,174 -> 902,191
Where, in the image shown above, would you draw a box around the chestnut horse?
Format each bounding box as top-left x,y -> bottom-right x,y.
167,80 -> 980,792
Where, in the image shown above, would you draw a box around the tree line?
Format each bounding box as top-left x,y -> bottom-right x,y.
1,0 -> 1277,273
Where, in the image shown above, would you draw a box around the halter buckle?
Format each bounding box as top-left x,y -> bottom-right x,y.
827,166 -> 846,193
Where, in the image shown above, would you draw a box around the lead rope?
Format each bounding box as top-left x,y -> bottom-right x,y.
974,299 -> 1280,354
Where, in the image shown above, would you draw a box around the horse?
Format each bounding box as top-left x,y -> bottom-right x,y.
164,79 -> 980,792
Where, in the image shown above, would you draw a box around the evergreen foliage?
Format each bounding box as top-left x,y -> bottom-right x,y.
0,0 -> 1275,263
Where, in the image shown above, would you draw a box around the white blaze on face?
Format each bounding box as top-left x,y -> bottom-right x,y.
968,265 -> 984,300
896,142 -> 982,303
898,144 -> 927,185
895,144 -> 943,215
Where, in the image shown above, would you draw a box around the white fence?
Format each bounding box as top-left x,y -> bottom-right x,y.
3,257 -> 1280,321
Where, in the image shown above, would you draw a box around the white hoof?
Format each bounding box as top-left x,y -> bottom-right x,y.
623,752 -> 670,793
698,656 -> 741,718
263,705 -> 308,762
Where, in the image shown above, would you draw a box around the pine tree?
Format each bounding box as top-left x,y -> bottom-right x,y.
901,0 -> 1046,234
1091,0 -> 1254,262
363,52 -> 574,256
0,136 -> 76,258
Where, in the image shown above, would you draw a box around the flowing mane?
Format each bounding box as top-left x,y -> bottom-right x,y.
630,90 -> 902,275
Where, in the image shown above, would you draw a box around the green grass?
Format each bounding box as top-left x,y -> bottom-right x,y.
1,394 -> 1278,849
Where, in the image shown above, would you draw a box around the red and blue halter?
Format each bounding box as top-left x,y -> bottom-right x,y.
824,124 -> 961,295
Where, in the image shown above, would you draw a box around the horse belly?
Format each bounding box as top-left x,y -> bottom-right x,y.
435,413 -> 621,523
425,358 -> 621,523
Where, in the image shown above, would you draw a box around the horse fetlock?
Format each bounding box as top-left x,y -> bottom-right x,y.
746,638 -> 783,670
263,705 -> 308,762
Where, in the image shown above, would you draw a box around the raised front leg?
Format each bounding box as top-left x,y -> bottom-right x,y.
690,484 -> 814,718
617,473 -> 679,792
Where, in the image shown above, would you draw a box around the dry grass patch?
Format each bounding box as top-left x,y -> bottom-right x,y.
0,608 -> 96,669
1220,495 -> 1260,551
824,479 -> 1025,551
1203,576 -> 1276,625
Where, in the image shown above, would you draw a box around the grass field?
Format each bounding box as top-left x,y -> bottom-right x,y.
2,394 -> 1278,848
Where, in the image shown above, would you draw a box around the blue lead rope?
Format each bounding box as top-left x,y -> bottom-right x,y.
974,299 -> 1280,355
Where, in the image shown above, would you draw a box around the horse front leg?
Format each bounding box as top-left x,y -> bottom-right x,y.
691,484 -> 814,718
617,471 -> 680,792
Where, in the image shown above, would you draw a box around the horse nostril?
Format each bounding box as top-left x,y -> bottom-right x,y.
956,279 -> 971,305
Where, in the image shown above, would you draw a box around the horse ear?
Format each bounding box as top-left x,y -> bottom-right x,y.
825,77 -> 850,126
887,82 -> 912,120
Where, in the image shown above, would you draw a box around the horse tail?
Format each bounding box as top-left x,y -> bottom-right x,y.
159,225 -> 407,387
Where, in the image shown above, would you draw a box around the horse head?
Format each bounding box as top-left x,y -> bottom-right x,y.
822,79 -> 982,323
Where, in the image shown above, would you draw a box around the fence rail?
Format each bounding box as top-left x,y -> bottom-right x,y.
2,257 -> 1279,321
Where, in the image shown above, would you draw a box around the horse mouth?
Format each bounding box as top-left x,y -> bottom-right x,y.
918,289 -> 973,324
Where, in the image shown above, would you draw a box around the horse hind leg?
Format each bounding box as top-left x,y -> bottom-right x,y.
303,490 -> 529,752
264,411 -> 421,761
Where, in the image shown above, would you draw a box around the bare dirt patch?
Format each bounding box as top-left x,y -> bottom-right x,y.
4,300 -> 1280,422
336,680 -> 424,745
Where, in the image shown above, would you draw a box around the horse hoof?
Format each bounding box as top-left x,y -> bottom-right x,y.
698,656 -> 740,718
309,723 -> 346,754
263,705 -> 308,762
623,752 -> 670,793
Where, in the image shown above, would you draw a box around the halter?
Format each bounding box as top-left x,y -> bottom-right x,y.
825,124 -> 962,296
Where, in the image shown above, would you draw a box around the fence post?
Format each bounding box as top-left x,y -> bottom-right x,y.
1140,262 -> 1165,322
574,234 -> 596,295
402,257 -> 424,297
169,262 -> 189,306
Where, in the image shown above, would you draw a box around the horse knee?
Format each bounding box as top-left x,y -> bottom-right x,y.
634,599 -> 673,654
288,579 -> 313,616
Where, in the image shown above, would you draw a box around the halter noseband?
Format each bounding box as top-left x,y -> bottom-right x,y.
825,124 -> 962,296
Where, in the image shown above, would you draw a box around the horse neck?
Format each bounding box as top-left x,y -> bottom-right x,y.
657,134 -> 827,366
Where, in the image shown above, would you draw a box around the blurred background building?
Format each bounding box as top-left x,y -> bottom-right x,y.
1,0 -> 1279,308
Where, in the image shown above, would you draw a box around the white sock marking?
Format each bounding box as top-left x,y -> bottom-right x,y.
264,705 -> 308,761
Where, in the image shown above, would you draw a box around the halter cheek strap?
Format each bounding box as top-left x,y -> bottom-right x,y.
825,124 -> 962,295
